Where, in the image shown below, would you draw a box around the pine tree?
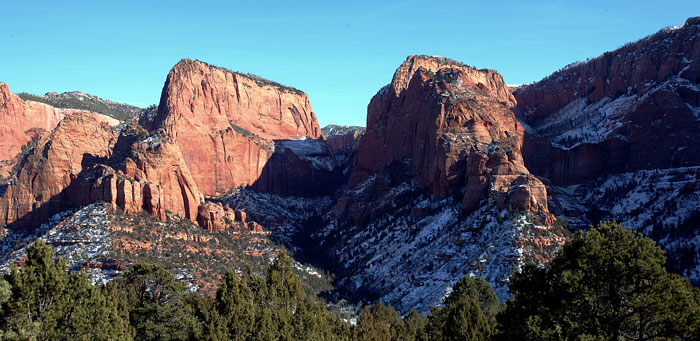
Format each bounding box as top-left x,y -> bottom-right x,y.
425,276 -> 498,340
0,240 -> 130,340
496,221 -> 700,340
442,297 -> 490,340
116,262 -> 202,340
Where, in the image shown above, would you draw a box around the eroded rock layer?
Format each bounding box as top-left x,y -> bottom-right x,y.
141,59 -> 323,196
0,82 -> 120,177
343,55 -> 547,224
515,17 -> 700,185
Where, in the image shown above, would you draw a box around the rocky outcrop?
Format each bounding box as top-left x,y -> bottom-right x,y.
343,55 -> 538,222
0,82 -> 120,178
141,59 -> 323,196
0,114 -> 118,228
515,17 -> 700,185
0,112 -> 207,229
196,202 -> 265,233
497,174 -> 548,213
321,125 -> 365,154
252,138 -> 344,197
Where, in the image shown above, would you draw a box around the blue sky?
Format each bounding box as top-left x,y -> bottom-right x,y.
1,1 -> 698,126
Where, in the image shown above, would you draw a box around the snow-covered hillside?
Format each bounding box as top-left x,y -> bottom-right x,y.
551,167 -> 700,283
313,179 -> 568,314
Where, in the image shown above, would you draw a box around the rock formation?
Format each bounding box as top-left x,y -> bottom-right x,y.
0,82 -> 120,177
321,125 -> 365,155
515,17 -> 700,185
341,55 -> 546,224
1,58 -> 335,230
511,17 -> 700,283
141,59 -> 323,196
0,114 -> 119,228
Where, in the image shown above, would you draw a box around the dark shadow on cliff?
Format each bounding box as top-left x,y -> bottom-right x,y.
251,139 -> 346,198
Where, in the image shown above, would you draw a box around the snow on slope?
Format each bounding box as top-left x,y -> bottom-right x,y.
0,204 -> 119,284
552,166 -> 700,283
527,75 -> 700,149
315,184 -> 568,314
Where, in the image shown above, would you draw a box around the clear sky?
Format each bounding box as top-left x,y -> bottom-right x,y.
1,1 -> 698,127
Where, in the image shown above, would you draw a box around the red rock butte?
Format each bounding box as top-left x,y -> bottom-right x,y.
140,58 -> 322,196
339,55 -> 550,225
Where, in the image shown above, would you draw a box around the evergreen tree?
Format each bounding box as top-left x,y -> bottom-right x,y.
442,297 -> 490,340
403,309 -> 429,341
116,262 -> 202,340
496,221 -> 700,340
0,240 -> 130,340
213,250 -> 351,340
426,276 -> 498,340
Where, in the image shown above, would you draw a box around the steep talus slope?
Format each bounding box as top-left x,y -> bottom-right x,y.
515,17 -> 700,282
313,55 -> 566,312
140,59 -> 329,197
0,83 -> 120,177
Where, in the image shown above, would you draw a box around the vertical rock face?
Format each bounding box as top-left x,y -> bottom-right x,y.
112,127 -> 204,221
345,55 -> 540,221
515,17 -> 700,185
0,113 -> 206,229
252,138 -> 344,197
0,83 -> 120,177
0,114 -> 118,228
141,59 -> 323,196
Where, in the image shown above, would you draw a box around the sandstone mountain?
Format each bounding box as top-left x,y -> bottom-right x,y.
1,17 -> 699,316
514,16 -> 700,282
307,55 -> 565,312
140,59 -> 327,197
0,59 -> 341,231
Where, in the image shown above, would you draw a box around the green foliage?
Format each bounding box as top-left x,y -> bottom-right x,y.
355,303 -> 408,341
426,276 -> 498,340
0,240 -> 131,340
442,297 -> 490,340
496,221 -> 700,340
2,222 -> 698,340
209,250 -> 351,340
115,262 -> 202,340
444,276 -> 499,319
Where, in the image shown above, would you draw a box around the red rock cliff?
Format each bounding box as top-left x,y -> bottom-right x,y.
141,59 -> 322,196
0,113 -> 206,229
0,82 -> 120,177
0,114 -> 118,228
344,55 -> 547,219
515,17 -> 700,185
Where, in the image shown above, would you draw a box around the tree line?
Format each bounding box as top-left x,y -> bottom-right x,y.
1,221 -> 699,340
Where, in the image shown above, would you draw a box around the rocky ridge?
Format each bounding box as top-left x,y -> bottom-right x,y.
515,17 -> 700,283
0,83 -> 120,178
345,55 -> 550,224
307,55 -> 565,312
18,90 -> 143,122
